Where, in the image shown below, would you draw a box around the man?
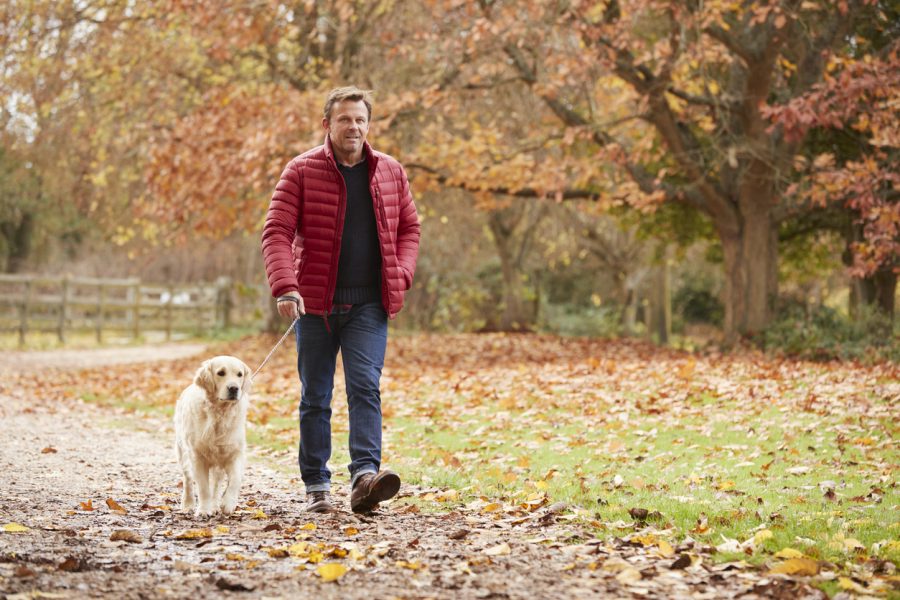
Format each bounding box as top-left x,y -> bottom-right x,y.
261,87 -> 420,513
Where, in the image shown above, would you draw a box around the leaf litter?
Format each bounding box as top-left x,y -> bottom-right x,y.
0,333 -> 896,598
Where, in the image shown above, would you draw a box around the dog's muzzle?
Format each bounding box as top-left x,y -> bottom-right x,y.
226,385 -> 240,401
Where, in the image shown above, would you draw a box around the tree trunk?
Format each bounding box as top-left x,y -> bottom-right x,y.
872,268 -> 896,321
1,213 -> 35,273
719,207 -> 778,342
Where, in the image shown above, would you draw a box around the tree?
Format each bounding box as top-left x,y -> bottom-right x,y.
399,0 -> 895,341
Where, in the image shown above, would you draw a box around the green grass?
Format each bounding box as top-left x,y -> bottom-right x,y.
385,394 -> 899,569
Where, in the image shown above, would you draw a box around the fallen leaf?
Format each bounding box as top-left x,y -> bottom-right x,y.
267,548 -> 289,558
2,523 -> 31,533
300,522 -> 317,531
484,543 -> 511,556
214,576 -> 255,592
656,540 -> 675,558
396,560 -> 424,570
109,529 -> 142,543
615,567 -> 642,584
58,557 -> 89,572
317,563 -> 348,582
175,528 -> 213,540
250,508 -> 267,520
41,446 -> 57,454
344,527 -> 359,536
14,565 -> 35,577
79,500 -> 95,511
773,548 -> 804,559
670,554 -> 692,569
106,498 -> 127,515
769,558 -> 819,576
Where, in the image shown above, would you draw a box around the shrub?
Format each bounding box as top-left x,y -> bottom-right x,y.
761,304 -> 898,363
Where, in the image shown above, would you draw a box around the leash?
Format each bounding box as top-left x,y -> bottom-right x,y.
251,316 -> 299,380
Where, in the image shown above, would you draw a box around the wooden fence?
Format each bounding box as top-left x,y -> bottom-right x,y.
0,274 -> 238,346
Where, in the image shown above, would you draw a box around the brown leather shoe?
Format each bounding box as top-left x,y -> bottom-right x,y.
350,470 -> 401,513
306,491 -> 336,513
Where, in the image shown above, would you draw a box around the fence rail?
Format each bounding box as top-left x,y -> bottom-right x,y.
0,274 -> 236,346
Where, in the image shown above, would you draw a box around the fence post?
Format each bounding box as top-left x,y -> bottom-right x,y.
96,283 -> 106,343
216,276 -> 233,329
58,276 -> 69,344
18,278 -> 32,348
132,280 -> 141,340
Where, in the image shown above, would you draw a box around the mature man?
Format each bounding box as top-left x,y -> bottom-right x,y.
261,87 -> 420,513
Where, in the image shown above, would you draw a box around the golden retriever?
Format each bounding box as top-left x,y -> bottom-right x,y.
174,355 -> 252,517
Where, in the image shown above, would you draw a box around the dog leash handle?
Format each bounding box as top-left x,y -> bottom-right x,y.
251,317 -> 298,380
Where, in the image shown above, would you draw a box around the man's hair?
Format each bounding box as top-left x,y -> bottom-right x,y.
323,86 -> 373,122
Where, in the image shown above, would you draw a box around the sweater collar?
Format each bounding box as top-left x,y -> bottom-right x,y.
324,135 -> 378,171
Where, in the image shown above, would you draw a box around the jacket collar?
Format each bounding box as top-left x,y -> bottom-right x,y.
324,136 -> 378,171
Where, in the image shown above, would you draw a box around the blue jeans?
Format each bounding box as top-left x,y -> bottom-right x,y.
294,302 -> 387,493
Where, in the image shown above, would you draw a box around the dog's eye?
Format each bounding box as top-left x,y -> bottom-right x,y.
217,370 -> 226,377
237,372 -> 243,377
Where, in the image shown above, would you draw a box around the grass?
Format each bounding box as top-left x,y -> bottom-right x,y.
383,390 -> 899,569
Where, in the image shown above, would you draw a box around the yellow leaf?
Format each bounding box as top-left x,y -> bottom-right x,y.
175,528 -> 213,540
435,489 -> 459,502
251,509 -> 268,520
773,548 -> 804,559
838,576 -> 867,592
616,567 -> 642,584
289,542 -> 309,557
225,553 -> 245,561
769,558 -> 819,576
215,526 -> 229,534
300,522 -> 317,531
753,529 -> 773,545
657,540 -> 675,558
843,538 -> 865,552
396,560 -> 424,570
484,543 -> 511,556
316,563 -> 347,582
344,527 -> 359,536
533,480 -> 549,491
482,503 -> 502,513
267,547 -> 289,558
2,523 -> 30,533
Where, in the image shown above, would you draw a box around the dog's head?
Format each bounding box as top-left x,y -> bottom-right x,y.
195,355 -> 252,403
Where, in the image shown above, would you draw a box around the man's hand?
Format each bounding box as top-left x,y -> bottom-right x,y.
276,291 -> 305,319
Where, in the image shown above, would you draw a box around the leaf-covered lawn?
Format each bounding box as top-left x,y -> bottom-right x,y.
5,332 -> 897,596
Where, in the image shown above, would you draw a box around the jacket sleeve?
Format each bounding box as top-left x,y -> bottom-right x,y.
395,164 -> 420,287
261,160 -> 302,298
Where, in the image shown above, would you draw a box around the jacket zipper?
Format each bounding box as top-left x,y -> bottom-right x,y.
373,185 -> 393,316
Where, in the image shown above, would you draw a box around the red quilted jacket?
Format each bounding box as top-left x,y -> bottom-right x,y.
262,138 -> 420,319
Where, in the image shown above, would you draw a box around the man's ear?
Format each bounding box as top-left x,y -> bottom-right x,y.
194,360 -> 216,398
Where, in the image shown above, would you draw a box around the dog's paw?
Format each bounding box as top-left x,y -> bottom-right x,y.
196,505 -> 218,518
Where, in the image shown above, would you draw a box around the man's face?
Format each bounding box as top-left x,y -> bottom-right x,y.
324,99 -> 369,161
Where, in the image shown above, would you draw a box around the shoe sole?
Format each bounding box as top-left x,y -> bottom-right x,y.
352,471 -> 401,513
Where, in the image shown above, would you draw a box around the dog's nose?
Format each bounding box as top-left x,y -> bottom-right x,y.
226,385 -> 239,399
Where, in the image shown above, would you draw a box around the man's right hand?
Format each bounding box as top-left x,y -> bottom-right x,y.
276,291 -> 305,319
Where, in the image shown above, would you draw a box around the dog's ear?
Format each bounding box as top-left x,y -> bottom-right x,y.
240,360 -> 253,396
194,360 -> 216,398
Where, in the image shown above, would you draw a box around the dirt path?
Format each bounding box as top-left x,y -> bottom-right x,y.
1,349 -> 827,599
